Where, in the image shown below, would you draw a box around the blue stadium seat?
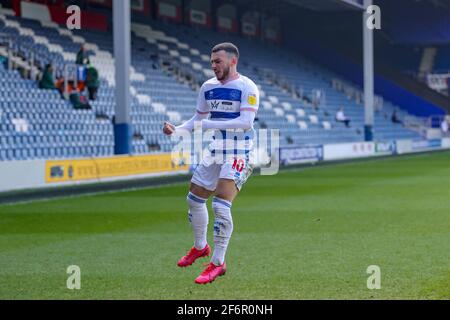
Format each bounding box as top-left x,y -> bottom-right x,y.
0,14 -> 424,162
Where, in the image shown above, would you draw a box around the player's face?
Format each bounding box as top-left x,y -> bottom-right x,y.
211,51 -> 234,81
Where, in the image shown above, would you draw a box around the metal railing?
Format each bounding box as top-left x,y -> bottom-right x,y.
403,115 -> 428,135
401,114 -> 450,138
63,64 -> 81,99
0,34 -> 43,80
331,78 -> 384,110
255,66 -> 307,102
0,33 -> 86,100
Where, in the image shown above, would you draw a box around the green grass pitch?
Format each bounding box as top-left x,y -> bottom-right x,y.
1,151 -> 449,299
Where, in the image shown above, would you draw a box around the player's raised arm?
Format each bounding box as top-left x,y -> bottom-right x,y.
175,110 -> 210,132
162,84 -> 210,135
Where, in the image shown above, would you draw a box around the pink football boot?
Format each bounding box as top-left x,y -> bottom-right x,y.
177,244 -> 211,267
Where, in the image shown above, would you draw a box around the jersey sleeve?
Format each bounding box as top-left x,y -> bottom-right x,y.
240,79 -> 259,113
196,83 -> 210,115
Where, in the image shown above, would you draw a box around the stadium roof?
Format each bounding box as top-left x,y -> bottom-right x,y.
230,0 -> 450,18
231,0 -> 365,18
424,0 -> 450,9
282,0 -> 450,11
282,0 -> 364,11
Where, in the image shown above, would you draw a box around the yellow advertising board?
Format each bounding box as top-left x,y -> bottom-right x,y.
45,153 -> 188,183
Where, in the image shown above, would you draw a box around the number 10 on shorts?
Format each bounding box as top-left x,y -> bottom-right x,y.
232,158 -> 245,173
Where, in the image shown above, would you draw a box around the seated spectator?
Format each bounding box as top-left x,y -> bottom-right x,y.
335,107 -> 351,128
441,117 -> 449,134
86,63 -> 99,100
55,76 -> 66,98
391,110 -> 403,125
39,64 -> 55,89
76,44 -> 89,65
55,78 -> 85,99
69,87 -> 91,110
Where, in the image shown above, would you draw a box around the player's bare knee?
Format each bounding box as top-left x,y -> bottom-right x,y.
214,192 -> 236,202
214,181 -> 238,202
189,183 -> 213,200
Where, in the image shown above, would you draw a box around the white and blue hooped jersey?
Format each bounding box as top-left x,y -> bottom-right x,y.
196,74 -> 259,157
197,75 -> 259,155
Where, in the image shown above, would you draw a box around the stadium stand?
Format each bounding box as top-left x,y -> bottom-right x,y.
0,10 -> 423,161
434,45 -> 450,73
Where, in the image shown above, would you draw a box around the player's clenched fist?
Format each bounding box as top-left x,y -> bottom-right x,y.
163,121 -> 176,135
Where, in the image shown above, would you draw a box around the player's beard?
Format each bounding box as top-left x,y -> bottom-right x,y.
217,65 -> 230,81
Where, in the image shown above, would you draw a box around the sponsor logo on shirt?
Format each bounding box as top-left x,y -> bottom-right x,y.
211,101 -> 220,109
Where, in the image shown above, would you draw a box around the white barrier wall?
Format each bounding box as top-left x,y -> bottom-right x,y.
0,153 -> 189,193
2,139 -> 450,193
395,139 -> 412,154
0,160 -> 46,192
442,138 -> 450,148
324,142 -> 375,161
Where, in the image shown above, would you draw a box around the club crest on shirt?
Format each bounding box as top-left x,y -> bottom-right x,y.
230,90 -> 240,100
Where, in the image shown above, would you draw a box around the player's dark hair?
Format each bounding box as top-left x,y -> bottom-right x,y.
211,42 -> 239,59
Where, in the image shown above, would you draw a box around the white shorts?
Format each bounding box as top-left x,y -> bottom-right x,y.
191,152 -> 254,192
